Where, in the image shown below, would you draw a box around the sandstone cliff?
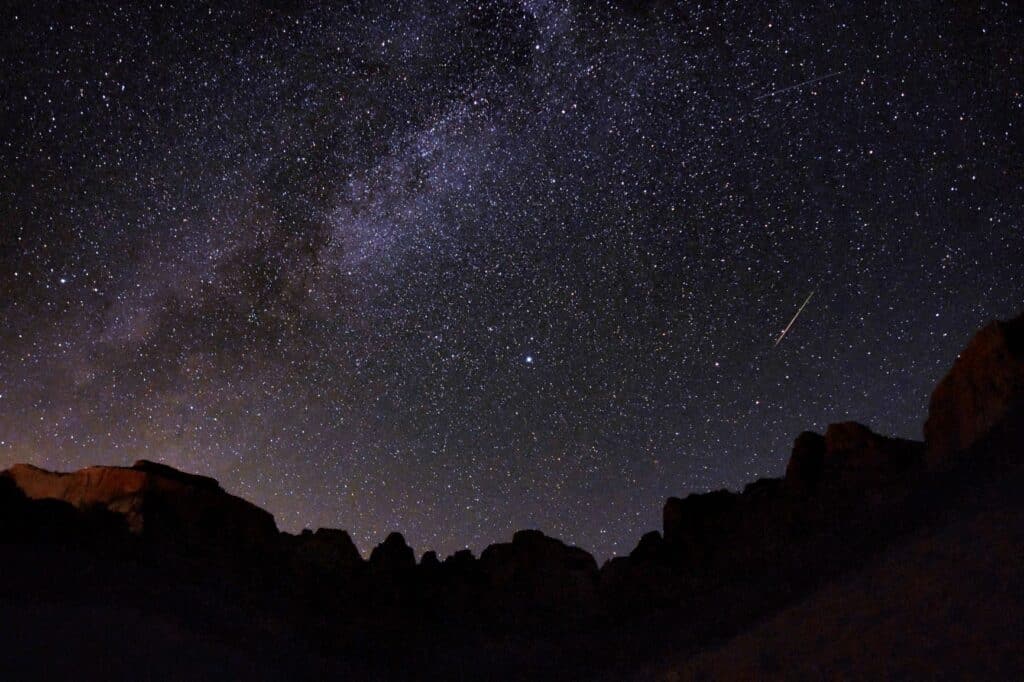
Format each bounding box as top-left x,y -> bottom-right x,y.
925,313 -> 1024,469
4,459 -> 277,550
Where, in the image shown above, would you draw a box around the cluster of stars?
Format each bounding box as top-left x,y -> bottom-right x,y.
1,1 -> 1021,558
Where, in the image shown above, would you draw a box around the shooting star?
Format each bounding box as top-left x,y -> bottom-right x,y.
774,289 -> 816,348
755,70 -> 846,101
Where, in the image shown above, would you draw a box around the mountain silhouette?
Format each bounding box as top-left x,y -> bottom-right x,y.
2,311 -> 1022,680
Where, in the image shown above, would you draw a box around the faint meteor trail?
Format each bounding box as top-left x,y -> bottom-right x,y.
755,70 -> 846,101
774,289 -> 816,347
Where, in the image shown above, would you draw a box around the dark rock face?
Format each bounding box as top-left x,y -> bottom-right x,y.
443,548 -> 477,571
786,431 -> 826,491
479,529 -> 599,612
629,530 -> 665,562
648,422 -> 925,621
663,489 -> 739,561
925,312 -> 1024,469
131,459 -> 221,490
420,550 -> 440,568
0,473 -> 129,543
600,552 -> 678,612
369,531 -> 416,575
784,424 -> 923,493
291,527 -> 363,574
820,422 -> 923,488
3,460 -> 277,551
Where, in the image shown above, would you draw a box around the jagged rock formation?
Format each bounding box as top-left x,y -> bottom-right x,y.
800,421 -> 923,490
653,420 -> 921,574
369,532 -> 416,571
925,313 -> 1024,469
784,430 -> 826,492
288,527 -> 363,576
1,311 -> 1022,680
657,483 -> 1024,680
479,529 -> 600,613
4,459 -> 278,551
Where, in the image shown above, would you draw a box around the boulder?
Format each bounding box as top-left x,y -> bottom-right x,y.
925,313 -> 1024,469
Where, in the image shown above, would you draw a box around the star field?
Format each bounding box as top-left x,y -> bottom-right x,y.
1,1 -> 1022,558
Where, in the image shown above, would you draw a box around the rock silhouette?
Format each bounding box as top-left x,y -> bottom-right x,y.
5,459 -> 278,551
925,313 -> 1024,469
2,311 -> 1023,680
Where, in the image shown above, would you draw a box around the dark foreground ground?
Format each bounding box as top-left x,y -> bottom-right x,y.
647,460 -> 1024,680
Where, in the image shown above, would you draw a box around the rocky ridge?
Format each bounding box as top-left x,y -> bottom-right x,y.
2,310 -> 1022,680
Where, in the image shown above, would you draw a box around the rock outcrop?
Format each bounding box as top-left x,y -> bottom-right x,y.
2,459 -> 278,550
369,531 -> 416,576
478,529 -> 599,610
785,431 -> 827,492
822,422 -> 923,487
420,550 -> 441,569
783,423 -> 923,492
662,489 -> 739,562
290,527 -> 363,574
925,312 -> 1024,469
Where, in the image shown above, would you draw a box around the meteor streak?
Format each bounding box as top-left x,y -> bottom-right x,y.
774,289 -> 816,347
755,70 -> 846,101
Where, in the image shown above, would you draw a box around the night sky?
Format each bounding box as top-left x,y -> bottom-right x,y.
2,1 -> 1022,559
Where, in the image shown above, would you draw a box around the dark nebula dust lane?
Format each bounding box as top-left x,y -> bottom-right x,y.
1,1 -> 1022,559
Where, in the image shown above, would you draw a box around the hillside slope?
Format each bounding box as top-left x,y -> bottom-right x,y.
648,466 -> 1024,679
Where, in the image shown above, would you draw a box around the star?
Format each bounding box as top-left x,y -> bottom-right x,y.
0,0 -> 1019,561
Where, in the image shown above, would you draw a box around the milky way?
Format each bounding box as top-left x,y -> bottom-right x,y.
2,1 -> 1022,558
